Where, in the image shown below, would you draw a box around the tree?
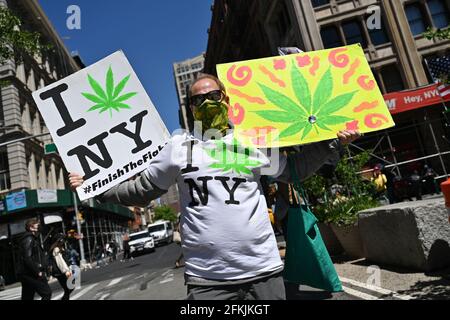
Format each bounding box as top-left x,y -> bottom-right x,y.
0,7 -> 46,64
153,205 -> 178,223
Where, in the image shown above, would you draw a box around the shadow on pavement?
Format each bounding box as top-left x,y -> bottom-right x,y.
380,278 -> 450,300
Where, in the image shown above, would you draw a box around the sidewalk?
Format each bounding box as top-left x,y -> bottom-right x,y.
333,257 -> 450,300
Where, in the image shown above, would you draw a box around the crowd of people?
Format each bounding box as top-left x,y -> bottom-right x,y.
370,163 -> 441,204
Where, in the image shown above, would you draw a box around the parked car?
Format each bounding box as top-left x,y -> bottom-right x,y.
148,220 -> 174,246
128,230 -> 155,257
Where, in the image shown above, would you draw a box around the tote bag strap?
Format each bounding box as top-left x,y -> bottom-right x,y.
287,156 -> 310,208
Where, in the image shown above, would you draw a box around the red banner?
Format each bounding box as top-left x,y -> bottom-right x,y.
384,83 -> 450,115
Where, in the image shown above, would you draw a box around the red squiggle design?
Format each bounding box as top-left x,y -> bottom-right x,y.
259,65 -> 286,88
346,120 -> 359,131
273,59 -> 286,70
227,64 -> 252,87
309,57 -> 320,76
228,103 -> 245,125
358,75 -> 376,91
343,59 -> 361,84
240,126 -> 277,146
296,55 -> 311,67
364,113 -> 389,128
229,88 -> 265,105
354,101 -> 379,113
329,48 -> 350,68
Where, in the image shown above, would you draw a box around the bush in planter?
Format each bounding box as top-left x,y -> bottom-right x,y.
302,149 -> 380,258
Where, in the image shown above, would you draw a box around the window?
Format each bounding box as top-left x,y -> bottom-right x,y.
0,149 -> 10,191
427,0 -> 450,29
405,3 -> 428,35
381,64 -> 405,93
342,20 -> 367,47
311,0 -> 329,8
321,25 -> 343,49
368,19 -> 390,46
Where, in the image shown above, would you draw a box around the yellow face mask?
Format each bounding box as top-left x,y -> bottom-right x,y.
193,100 -> 229,133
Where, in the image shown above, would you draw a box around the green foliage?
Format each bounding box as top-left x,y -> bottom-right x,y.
82,66 -> 137,117
153,205 -> 178,223
254,62 -> 356,140
423,26 -> 450,41
303,148 -> 379,226
0,7 -> 47,64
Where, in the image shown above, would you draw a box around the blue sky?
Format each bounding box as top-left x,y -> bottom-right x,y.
38,0 -> 213,133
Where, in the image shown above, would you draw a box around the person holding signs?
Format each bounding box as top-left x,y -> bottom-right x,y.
69,74 -> 360,300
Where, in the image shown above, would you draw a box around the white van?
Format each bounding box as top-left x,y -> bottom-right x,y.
129,230 -> 155,256
147,220 -> 174,246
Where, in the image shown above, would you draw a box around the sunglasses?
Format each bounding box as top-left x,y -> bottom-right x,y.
190,90 -> 224,107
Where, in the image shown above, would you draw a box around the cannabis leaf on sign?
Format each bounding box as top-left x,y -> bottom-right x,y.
254,62 -> 356,140
204,138 -> 262,175
82,66 -> 137,118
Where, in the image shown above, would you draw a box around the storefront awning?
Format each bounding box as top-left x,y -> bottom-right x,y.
0,189 -> 133,219
385,83 -> 450,115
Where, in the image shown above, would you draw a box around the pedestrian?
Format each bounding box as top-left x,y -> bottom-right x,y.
409,170 -> 423,200
381,165 -> 397,204
49,234 -> 74,300
110,241 -> 117,261
173,223 -> 184,268
371,164 -> 387,201
121,233 -> 131,262
17,218 -> 52,300
94,243 -> 105,267
423,164 -> 438,195
69,74 -> 360,300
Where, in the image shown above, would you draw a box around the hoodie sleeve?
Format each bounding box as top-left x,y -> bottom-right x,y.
275,139 -> 343,183
96,170 -> 167,207
96,137 -> 180,207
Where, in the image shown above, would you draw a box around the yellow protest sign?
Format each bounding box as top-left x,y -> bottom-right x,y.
216,44 -> 395,148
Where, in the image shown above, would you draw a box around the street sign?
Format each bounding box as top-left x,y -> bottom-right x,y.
44,143 -> 58,155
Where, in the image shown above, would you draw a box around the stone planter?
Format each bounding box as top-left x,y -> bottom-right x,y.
317,222 -> 344,256
358,198 -> 450,271
331,223 -> 366,259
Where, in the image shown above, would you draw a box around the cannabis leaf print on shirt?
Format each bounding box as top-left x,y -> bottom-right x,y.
203,138 -> 262,176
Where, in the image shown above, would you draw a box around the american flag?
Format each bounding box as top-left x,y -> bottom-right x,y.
425,56 -> 450,100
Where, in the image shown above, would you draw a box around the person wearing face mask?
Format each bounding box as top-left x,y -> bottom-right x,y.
69,74 -> 360,300
17,218 -> 52,300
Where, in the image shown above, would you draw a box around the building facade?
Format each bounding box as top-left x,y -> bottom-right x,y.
173,53 -> 205,131
204,0 -> 450,180
0,0 -> 133,284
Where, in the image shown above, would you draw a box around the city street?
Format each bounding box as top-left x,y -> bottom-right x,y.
3,241 -> 443,301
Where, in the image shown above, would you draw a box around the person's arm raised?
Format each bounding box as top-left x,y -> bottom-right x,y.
69,171 -> 166,207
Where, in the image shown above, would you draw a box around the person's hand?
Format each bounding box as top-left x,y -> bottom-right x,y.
38,272 -> 43,278
337,130 -> 361,145
65,271 -> 72,278
69,173 -> 84,191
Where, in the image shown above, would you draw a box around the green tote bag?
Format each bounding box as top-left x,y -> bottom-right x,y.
283,157 -> 342,292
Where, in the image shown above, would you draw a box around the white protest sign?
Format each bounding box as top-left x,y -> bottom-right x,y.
32,51 -> 170,200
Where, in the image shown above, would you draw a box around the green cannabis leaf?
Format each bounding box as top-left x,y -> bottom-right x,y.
204,138 -> 262,176
254,61 -> 356,140
82,66 -> 137,118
